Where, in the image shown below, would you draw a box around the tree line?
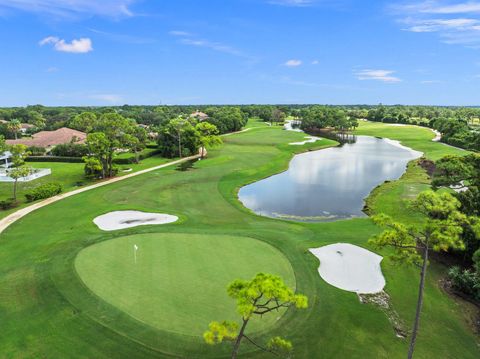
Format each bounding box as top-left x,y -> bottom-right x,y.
1,104 -> 478,151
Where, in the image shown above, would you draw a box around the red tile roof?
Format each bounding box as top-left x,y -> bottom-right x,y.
190,111 -> 209,120
6,127 -> 86,148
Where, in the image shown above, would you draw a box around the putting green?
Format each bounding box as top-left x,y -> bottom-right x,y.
75,233 -> 295,336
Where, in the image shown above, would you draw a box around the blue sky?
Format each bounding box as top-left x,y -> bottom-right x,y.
0,0 -> 479,106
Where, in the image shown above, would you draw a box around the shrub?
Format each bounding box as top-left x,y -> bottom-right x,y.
83,157 -> 103,178
448,266 -> 480,301
25,183 -> 63,202
0,198 -> 17,210
27,146 -> 46,156
50,142 -> 89,157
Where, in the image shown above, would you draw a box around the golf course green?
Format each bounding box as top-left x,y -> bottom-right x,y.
0,120 -> 478,358
75,233 -> 295,335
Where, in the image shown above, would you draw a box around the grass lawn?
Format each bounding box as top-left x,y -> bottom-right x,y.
75,233 -> 295,336
0,121 -> 478,358
0,154 -> 172,219
355,121 -> 467,160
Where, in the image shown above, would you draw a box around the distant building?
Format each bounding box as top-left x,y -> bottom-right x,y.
190,111 -> 209,121
0,121 -> 33,133
0,150 -> 51,182
20,123 -> 35,134
6,127 -> 87,149
0,151 -> 12,169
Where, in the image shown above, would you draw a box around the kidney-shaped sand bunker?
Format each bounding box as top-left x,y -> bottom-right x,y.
309,243 -> 386,294
93,210 -> 178,231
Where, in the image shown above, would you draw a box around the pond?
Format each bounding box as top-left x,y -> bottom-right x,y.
238,135 -> 422,222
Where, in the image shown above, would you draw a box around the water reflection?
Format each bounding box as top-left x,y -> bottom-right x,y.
238,136 -> 422,222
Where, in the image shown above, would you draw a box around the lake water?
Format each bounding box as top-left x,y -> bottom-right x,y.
238,136 -> 422,221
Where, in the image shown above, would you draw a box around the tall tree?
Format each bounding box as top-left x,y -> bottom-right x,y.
70,112 -> 98,132
432,154 -> 480,215
370,191 -> 473,359
125,126 -> 148,163
8,144 -> 31,200
83,113 -> 137,178
85,133 -> 110,178
170,116 -> 189,158
196,122 -> 222,158
204,273 -> 308,359
157,117 -> 199,158
28,111 -> 46,129
432,154 -> 480,260
7,119 -> 22,140
272,109 -> 286,126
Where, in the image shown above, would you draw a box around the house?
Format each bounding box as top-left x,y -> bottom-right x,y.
0,151 -> 12,169
0,121 -> 33,133
190,111 -> 209,121
20,123 -> 35,134
0,151 -> 51,182
6,127 -> 87,149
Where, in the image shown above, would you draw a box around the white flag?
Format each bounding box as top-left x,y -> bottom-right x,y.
134,244 -> 138,250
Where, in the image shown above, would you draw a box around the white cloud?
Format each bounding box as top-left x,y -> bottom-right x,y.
0,0 -> 135,19
311,60 -> 320,65
393,2 -> 480,47
168,31 -> 253,59
355,69 -> 402,83
404,17 -> 479,32
180,38 -> 245,57
40,36 -> 93,53
284,59 -> 303,67
399,1 -> 480,14
268,0 -> 314,6
89,28 -> 155,44
169,30 -> 193,37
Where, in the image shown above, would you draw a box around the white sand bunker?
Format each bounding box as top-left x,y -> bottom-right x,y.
289,136 -> 322,145
94,211 -> 178,231
309,243 -> 386,294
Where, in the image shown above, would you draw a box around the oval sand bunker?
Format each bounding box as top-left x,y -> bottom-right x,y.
94,211 -> 178,231
309,243 -> 385,294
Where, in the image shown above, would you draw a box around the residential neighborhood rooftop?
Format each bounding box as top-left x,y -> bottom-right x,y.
6,127 -> 86,148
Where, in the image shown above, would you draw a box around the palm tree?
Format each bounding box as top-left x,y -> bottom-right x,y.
7,119 -> 22,140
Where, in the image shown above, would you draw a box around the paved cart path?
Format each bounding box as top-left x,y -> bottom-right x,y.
0,155 -> 200,235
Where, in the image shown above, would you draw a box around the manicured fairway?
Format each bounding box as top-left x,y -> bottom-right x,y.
75,233 -> 295,335
355,121 -> 466,160
0,120 -> 478,358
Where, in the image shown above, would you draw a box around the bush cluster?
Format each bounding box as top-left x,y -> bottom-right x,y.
448,266 -> 480,302
25,182 -> 63,202
0,198 -> 17,210
27,146 -> 46,156
50,143 -> 89,157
